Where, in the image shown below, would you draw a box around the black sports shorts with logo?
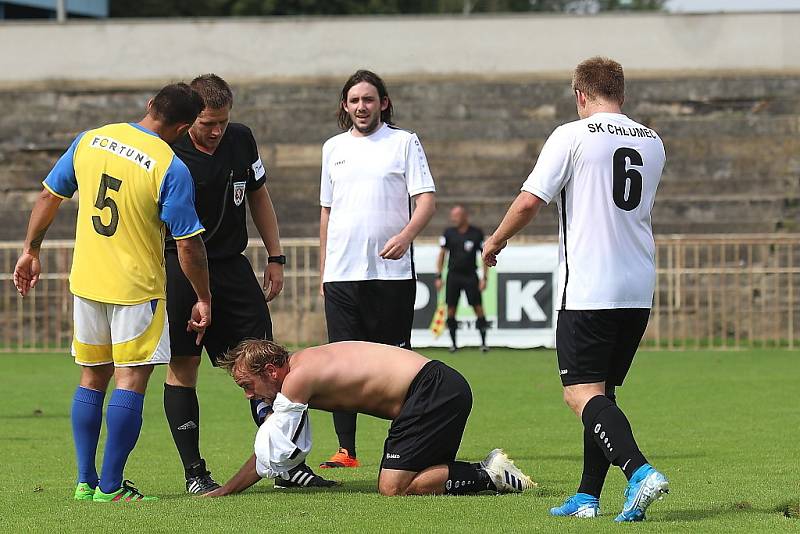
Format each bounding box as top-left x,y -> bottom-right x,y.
380,360 -> 473,472
323,279 -> 415,348
445,271 -> 482,307
556,308 -> 650,387
166,251 -> 272,364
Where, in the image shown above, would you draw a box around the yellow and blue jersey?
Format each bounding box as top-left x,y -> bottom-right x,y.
43,122 -> 204,305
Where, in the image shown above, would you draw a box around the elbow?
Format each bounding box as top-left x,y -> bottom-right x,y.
519,192 -> 544,214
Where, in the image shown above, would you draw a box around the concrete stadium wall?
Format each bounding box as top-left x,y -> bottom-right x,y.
1,74 -> 798,241
0,12 -> 799,83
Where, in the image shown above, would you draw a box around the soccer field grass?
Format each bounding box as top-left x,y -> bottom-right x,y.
1,348 -> 798,532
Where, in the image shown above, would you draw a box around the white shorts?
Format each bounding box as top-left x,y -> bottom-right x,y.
71,296 -> 171,367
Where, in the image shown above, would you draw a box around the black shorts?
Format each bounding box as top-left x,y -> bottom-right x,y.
445,272 -> 482,307
381,360 -> 473,472
556,308 -> 650,387
166,251 -> 272,364
323,279 -> 415,348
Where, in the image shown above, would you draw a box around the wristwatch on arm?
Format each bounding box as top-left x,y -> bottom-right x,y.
268,255 -> 286,265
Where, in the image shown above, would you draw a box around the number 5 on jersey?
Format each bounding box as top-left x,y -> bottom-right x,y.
93,173 -> 122,237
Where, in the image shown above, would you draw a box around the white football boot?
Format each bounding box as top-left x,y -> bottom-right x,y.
480,448 -> 536,493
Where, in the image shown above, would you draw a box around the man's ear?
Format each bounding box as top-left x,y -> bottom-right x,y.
175,123 -> 191,137
381,96 -> 389,111
264,363 -> 278,379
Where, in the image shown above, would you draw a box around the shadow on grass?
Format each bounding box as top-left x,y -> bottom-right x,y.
661,500 -> 800,523
660,507 -> 733,522
514,451 -> 705,463
0,413 -> 68,420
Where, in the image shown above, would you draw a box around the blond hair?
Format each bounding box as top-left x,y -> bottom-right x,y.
217,339 -> 290,376
572,57 -> 625,105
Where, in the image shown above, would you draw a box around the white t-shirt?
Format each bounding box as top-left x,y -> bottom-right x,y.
522,112 -> 665,310
320,123 -> 436,282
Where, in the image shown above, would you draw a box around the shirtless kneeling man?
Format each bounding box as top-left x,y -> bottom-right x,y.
206,339 -> 535,496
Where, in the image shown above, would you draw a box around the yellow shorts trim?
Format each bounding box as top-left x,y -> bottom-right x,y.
112,299 -> 167,365
73,340 -> 112,366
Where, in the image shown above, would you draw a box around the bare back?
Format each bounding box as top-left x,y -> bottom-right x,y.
280,341 -> 429,420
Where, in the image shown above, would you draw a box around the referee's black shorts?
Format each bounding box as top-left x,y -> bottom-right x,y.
556,308 -> 650,387
323,279 -> 415,348
445,271 -> 482,307
166,251 -> 272,365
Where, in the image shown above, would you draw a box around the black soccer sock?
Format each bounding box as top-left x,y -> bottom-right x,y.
332,411 -> 357,457
164,384 -> 202,472
577,423 -> 612,498
582,394 -> 647,481
476,316 -> 488,345
447,317 -> 458,347
445,461 -> 497,495
578,392 -> 616,497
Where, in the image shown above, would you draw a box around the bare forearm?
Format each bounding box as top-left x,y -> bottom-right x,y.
247,186 -> 282,256
436,249 -> 445,274
24,190 -> 62,254
221,453 -> 262,494
319,207 -> 330,276
175,235 -> 211,301
401,192 -> 436,241
492,192 -> 544,243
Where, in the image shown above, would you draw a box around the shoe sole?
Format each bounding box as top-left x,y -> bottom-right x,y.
550,505 -> 600,518
481,449 -> 536,493
319,462 -> 359,469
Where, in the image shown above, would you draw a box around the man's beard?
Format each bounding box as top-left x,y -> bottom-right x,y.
352,114 -> 380,135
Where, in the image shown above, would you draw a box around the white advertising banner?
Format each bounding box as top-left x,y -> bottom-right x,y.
411,244 -> 559,349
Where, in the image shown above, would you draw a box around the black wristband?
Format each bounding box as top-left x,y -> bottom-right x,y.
435,273 -> 442,279
268,255 -> 286,265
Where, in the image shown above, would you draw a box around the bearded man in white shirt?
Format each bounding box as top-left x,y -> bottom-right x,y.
318,69 -> 436,469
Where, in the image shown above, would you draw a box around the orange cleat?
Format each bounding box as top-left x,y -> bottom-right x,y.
319,447 -> 360,468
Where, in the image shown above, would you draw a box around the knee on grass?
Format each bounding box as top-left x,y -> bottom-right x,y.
378,479 -> 410,496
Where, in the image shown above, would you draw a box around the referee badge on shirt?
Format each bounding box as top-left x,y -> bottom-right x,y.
464,240 -> 474,252
233,181 -> 246,206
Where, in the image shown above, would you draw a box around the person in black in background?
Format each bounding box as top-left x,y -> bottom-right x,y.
163,74 -> 334,494
435,205 -> 489,353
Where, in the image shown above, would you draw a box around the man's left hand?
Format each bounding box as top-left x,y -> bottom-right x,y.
380,234 -> 411,260
264,263 -> 284,302
479,278 -> 487,292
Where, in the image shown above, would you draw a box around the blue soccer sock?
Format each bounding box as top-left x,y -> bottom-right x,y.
71,386 -> 105,488
98,389 -> 145,494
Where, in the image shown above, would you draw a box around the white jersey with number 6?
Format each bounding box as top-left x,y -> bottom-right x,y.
521,112 -> 665,310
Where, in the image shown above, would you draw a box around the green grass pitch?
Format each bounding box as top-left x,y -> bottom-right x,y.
1,348 -> 798,532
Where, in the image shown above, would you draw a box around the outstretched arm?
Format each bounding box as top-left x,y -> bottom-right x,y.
482,192 -> 545,267
204,453 -> 261,497
14,189 -> 63,296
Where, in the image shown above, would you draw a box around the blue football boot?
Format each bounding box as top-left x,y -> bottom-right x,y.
614,464 -> 669,522
550,492 -> 600,517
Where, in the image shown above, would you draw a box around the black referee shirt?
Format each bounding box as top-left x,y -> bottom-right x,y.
441,225 -> 484,275
165,123 -> 266,260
